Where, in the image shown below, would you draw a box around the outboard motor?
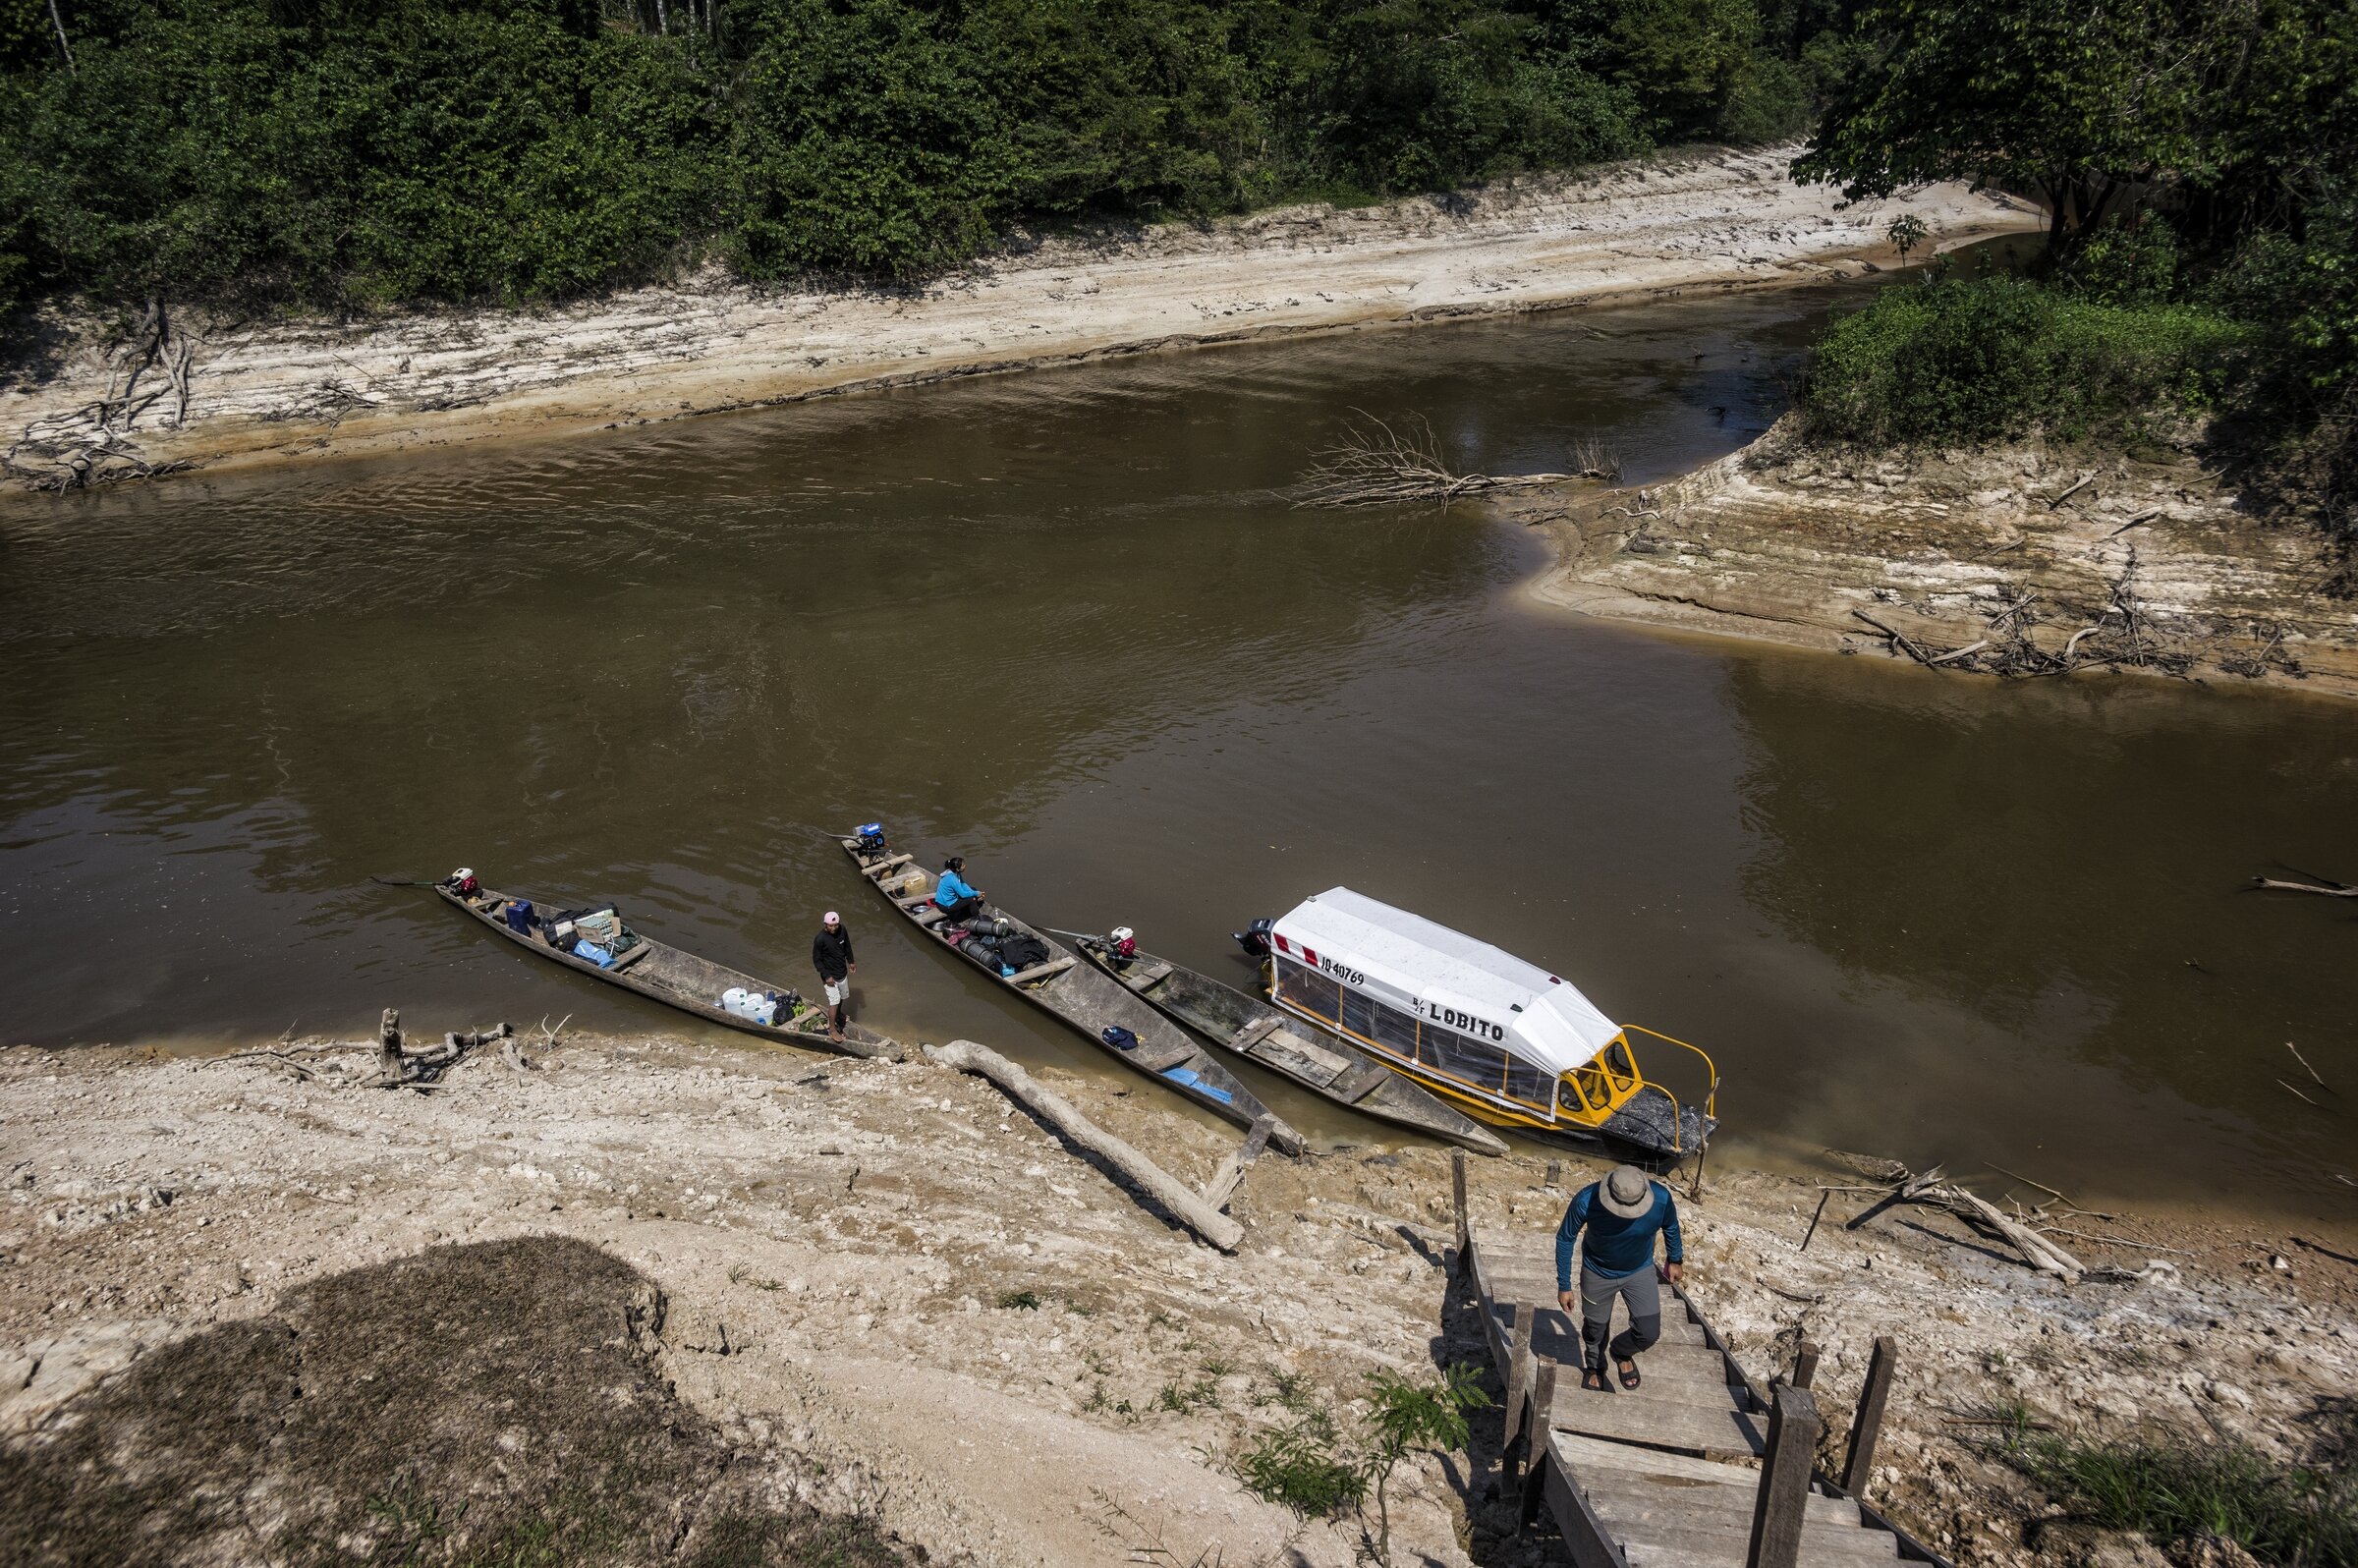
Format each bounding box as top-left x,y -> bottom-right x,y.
1234,917 -> 1274,960
854,821 -> 888,858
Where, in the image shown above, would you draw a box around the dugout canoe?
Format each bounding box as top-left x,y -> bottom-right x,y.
1074,940 -> 1508,1155
434,879 -> 899,1060
841,839 -> 1302,1152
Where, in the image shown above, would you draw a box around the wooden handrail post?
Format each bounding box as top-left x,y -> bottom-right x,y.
1530,1358 -> 1557,1451
1451,1148 -> 1470,1273
1792,1339 -> 1821,1390
1746,1385 -> 1822,1568
1517,1356 -> 1560,1539
1841,1335 -> 1897,1498
1503,1300 -> 1537,1464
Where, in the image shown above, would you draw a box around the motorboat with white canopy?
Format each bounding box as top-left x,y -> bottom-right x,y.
1239,887 -> 1715,1156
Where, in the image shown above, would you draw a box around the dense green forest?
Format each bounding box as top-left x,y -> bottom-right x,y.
2,0 -> 2350,528
1789,0 -> 2353,535
0,0 -> 1825,312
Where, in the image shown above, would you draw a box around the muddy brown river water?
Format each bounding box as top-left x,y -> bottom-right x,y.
3,282 -> 2354,1222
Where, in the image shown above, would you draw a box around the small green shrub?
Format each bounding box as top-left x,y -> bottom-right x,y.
1799,276 -> 2244,448
1994,1427 -> 2357,1567
995,1288 -> 1041,1311
1234,1411 -> 1365,1517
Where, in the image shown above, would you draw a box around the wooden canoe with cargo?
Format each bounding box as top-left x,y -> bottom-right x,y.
434,878 -> 898,1060
841,837 -> 1302,1152
1074,939 -> 1508,1155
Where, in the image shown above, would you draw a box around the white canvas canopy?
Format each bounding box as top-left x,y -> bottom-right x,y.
1268,887 -> 1622,1076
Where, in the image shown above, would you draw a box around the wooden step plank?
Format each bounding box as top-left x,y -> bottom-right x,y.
1549,1432 -> 1763,1488
1554,1357 -> 1753,1404
1541,1386 -> 1762,1462
1586,1497 -> 1882,1555
1573,1469 -> 1861,1526
1623,1545 -> 1897,1568
1480,1282 -> 1711,1348
1553,1372 -> 1748,1423
860,853 -> 914,878
1619,1538 -> 1897,1568
1489,1326 -> 1742,1397
1610,1515 -> 1900,1568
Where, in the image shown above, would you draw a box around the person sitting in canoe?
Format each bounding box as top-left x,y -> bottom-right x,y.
932,857 -> 986,922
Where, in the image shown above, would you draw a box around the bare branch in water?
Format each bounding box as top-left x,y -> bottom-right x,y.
1291,410 -> 1608,508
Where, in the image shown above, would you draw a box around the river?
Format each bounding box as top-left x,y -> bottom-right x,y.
3,279 -> 2353,1223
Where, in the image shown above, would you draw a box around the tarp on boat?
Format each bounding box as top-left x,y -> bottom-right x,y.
1268,887 -> 1621,1076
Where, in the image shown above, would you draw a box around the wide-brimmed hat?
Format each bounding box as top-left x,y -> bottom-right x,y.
1599,1164 -> 1654,1218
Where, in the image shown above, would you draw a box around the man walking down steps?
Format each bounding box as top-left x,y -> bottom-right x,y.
1555,1163 -> 1685,1393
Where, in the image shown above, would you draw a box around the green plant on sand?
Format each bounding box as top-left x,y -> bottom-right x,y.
1986,1416 -> 2357,1567
1233,1410 -> 1365,1517
1230,1362 -> 1488,1561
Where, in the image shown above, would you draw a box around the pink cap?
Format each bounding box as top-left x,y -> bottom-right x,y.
823,911 -> 840,924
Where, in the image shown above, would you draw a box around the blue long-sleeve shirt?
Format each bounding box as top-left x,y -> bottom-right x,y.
934,869 -> 981,907
1555,1181 -> 1682,1288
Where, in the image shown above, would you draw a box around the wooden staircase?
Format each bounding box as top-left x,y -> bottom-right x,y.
1454,1173 -> 1945,1568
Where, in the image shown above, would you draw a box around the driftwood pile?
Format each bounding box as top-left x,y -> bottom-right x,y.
1821,1154 -> 2098,1282
1856,550 -> 2306,683
220,1007 -> 534,1092
1851,548 -> 2298,683
4,300 -> 197,492
1292,411 -> 1612,508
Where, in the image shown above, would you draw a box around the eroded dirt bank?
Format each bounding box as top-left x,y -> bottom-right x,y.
4,1036 -> 2352,1567
1512,420 -> 2358,700
2,147 -> 2036,492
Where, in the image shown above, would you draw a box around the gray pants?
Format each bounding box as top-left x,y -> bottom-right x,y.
1578,1262 -> 1662,1372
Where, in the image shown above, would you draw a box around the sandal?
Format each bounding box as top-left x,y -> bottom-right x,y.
1616,1358 -> 1642,1391
1582,1369 -> 1610,1393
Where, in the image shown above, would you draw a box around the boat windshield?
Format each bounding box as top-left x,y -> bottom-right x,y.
1603,1036 -> 1638,1092
1564,1036 -> 1641,1117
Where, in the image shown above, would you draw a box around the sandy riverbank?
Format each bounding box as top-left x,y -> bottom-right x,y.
4,1034 -> 2351,1567
1,147 -> 2038,493
1508,419 -> 2358,701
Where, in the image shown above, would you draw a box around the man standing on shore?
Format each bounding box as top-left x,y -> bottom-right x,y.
1555,1163 -> 1684,1392
813,912 -> 856,1041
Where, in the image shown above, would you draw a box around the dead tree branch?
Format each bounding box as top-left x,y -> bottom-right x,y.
5,300 -> 201,491
1292,410 -> 1575,508
1832,1154 -> 2086,1281
2253,876 -> 2358,898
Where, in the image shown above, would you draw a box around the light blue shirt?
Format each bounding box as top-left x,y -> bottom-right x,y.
935,869 -> 980,906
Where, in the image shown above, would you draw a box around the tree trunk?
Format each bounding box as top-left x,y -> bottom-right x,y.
924,1039 -> 1246,1252
46,0 -> 74,71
